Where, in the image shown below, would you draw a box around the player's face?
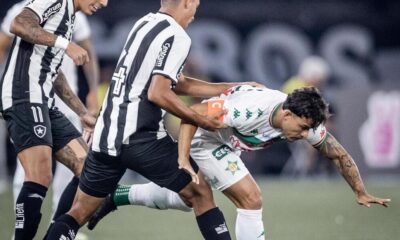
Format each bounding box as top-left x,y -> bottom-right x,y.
182,0 -> 200,28
281,111 -> 313,141
78,0 -> 108,15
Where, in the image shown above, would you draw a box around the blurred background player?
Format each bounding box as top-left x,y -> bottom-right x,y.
281,56 -> 336,177
0,1 -> 99,239
281,56 -> 330,94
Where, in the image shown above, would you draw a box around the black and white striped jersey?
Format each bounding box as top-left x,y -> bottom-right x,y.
0,0 -> 75,112
92,12 -> 191,156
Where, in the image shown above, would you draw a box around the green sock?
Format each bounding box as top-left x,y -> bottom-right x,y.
113,184 -> 131,206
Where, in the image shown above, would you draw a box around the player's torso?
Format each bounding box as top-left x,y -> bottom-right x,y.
93,12 -> 190,156
195,86 -> 287,152
0,0 -> 75,111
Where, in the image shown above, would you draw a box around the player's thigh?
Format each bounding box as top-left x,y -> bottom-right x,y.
4,103 -> 52,154
4,103 -> 53,185
190,142 -> 249,192
79,150 -> 126,198
121,136 -> 198,193
222,174 -> 262,209
51,107 -> 86,175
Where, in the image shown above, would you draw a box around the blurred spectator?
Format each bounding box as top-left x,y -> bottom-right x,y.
281,56 -> 330,94
281,56 -> 336,177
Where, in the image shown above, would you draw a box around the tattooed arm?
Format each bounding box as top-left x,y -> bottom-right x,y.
10,8 -> 57,46
54,70 -> 96,142
10,9 -> 88,65
317,132 -> 390,207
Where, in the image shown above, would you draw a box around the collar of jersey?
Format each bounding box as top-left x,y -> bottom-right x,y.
268,102 -> 282,128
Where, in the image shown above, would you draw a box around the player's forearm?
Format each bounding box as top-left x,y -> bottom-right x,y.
79,39 -> 100,91
174,76 -> 234,98
54,71 -> 88,117
79,39 -> 100,113
319,133 -> 367,196
10,9 -> 57,47
178,120 -> 198,163
149,88 -> 200,125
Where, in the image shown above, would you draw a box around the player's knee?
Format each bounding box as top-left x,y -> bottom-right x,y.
181,181 -> 213,206
25,170 -> 53,187
72,155 -> 86,176
239,188 -> 263,209
68,202 -> 92,226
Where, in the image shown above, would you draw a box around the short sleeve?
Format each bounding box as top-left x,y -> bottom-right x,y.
73,12 -> 91,42
25,0 -> 63,24
306,124 -> 327,147
1,2 -> 27,36
152,35 -> 191,84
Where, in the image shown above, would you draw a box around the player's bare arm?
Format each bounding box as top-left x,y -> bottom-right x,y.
318,132 -> 391,207
11,9 -> 89,65
54,70 -> 96,143
174,74 -> 265,98
177,103 -> 209,184
77,38 -> 100,114
10,9 -> 56,46
0,31 -> 12,64
149,74 -> 224,131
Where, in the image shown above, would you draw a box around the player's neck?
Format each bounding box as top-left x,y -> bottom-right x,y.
271,106 -> 283,129
159,7 -> 184,28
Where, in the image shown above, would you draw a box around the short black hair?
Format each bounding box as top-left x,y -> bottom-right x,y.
282,87 -> 329,129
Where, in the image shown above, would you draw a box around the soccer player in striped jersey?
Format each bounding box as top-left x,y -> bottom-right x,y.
45,0 -> 263,239
0,2 -> 100,240
0,0 -> 106,239
89,86 -> 390,240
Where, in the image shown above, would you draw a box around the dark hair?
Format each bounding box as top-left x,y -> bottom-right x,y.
282,87 -> 329,129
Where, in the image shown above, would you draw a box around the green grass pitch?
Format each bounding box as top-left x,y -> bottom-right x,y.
1,178 -> 399,240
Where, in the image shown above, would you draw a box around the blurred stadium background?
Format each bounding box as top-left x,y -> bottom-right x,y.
1,0 -> 399,239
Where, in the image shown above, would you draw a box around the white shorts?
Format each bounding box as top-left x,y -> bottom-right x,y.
190,139 -> 249,191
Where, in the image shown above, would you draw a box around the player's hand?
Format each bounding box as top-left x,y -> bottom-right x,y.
196,110 -> 227,131
356,193 -> 391,208
80,113 -> 96,146
66,42 -> 89,66
178,159 -> 199,184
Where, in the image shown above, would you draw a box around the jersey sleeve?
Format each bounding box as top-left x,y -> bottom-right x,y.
306,124 -> 328,147
152,35 -> 191,84
25,0 -> 63,24
1,2 -> 26,36
73,12 -> 91,42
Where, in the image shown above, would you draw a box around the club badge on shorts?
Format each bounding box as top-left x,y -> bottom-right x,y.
34,125 -> 47,138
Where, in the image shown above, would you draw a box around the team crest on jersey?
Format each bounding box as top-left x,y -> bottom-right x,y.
225,161 -> 240,175
34,125 -> 47,138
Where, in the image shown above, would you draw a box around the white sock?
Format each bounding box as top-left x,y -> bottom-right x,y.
236,208 -> 265,240
128,182 -> 192,212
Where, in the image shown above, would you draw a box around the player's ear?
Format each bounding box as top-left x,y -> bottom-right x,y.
282,109 -> 293,118
183,0 -> 193,9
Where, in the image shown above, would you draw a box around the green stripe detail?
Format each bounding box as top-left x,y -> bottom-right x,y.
113,184 -> 131,206
233,129 -> 265,145
269,103 -> 282,127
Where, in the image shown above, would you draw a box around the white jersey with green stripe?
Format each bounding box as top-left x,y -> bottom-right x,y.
193,85 -> 327,152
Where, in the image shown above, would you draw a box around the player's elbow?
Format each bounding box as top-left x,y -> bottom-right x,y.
147,88 -> 163,105
10,17 -> 25,36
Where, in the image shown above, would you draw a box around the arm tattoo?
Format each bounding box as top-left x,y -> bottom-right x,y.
54,71 -> 87,116
318,132 -> 366,195
13,9 -> 57,46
